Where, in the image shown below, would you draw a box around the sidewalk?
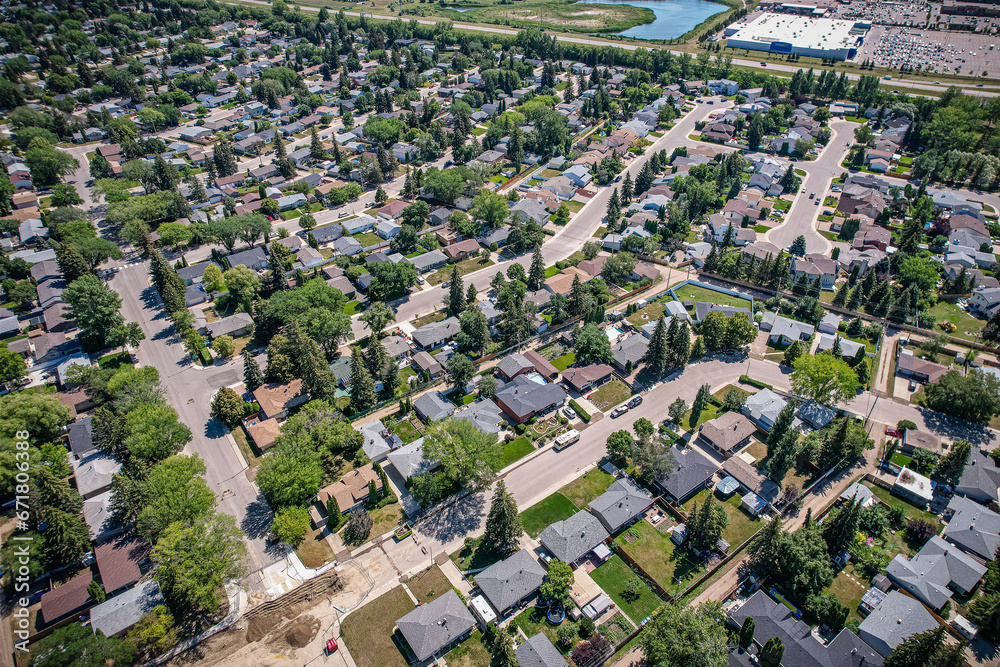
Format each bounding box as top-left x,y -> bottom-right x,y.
145,583 -> 247,666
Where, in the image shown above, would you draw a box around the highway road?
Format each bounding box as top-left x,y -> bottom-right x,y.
111,262 -> 284,578
223,0 -> 999,98
765,119 -> 858,255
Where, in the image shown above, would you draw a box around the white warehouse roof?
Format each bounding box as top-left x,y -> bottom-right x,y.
725,13 -> 867,60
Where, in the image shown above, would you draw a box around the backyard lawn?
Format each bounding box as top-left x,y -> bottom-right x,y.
618,520 -> 704,596
673,284 -> 752,310
558,469 -> 616,509
590,555 -> 663,624
520,492 -> 578,538
589,379 -> 632,411
552,353 -> 576,371
393,418 -> 422,443
626,301 -> 666,327
682,488 -> 761,547
827,563 -> 869,623
510,605 -> 567,655
340,586 -> 415,667
866,483 -> 944,556
354,232 -> 382,246
446,631 -> 493,667
369,502 -> 404,539
342,300 -> 362,316
406,565 -> 451,603
502,437 -> 535,468
926,300 -> 984,342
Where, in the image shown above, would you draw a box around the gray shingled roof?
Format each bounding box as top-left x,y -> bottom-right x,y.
656,446 -> 719,503
956,447 -> 1000,505
413,391 -> 456,422
89,580 -> 165,638
395,589 -> 475,662
453,399 -> 503,435
476,548 -> 546,613
497,353 -> 533,379
886,535 -> 986,610
588,479 -> 654,533
516,633 -> 568,667
539,511 -> 609,564
387,438 -> 433,479
858,590 -> 939,658
942,494 -> 1000,561
411,316 -> 461,349
494,375 -> 568,421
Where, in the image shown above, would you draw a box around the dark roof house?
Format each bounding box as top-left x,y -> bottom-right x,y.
588,478 -> 654,534
395,590 -> 475,662
476,548 -> 547,614
539,510 -> 610,564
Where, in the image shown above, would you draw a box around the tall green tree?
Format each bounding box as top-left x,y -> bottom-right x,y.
641,602 -> 729,667
528,245 -> 545,291
490,624 -> 519,667
791,354 -> 861,406
136,455 -> 215,543
690,492 -> 728,550
242,349 -> 265,391
884,626 -> 957,667
759,637 -> 785,667
349,346 -> 378,412
447,264 -> 465,315
482,481 -> 522,557
822,498 -> 861,555
932,439 -> 972,487
738,617 -> 755,650
689,383 -> 711,429
422,418 -> 501,492
644,316 -> 670,376
63,274 -> 125,349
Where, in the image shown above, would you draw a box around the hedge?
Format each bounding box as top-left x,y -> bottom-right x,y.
740,375 -> 773,390
198,347 -> 213,366
569,399 -> 591,422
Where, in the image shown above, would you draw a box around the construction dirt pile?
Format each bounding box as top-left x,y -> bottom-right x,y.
283,616 -> 320,648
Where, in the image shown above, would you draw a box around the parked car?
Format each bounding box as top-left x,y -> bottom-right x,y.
909,379 -> 918,391
885,428 -> 902,438
628,396 -> 643,409
610,405 -> 629,419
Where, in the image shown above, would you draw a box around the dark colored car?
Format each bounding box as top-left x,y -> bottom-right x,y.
628,396 -> 643,409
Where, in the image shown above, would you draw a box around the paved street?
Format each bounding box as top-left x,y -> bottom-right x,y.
111,262 -> 284,579
765,120 -> 857,255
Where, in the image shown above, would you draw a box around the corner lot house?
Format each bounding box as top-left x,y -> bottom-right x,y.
495,374 -> 568,424
588,478 -> 654,534
699,412 -> 756,457
742,388 -> 795,432
317,463 -> 383,514
476,548 -> 546,615
942,495 -> 1000,560
539,510 -> 610,565
206,312 -> 253,339
886,535 -> 986,611
253,379 -> 308,419
395,590 -> 475,662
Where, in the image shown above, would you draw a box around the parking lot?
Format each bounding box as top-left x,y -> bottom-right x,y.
857,25 -> 1000,78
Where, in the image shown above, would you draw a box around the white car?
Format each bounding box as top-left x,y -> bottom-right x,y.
610,405 -> 629,419
416,274 -> 426,284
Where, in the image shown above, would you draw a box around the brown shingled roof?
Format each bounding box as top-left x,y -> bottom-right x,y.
40,570 -> 93,624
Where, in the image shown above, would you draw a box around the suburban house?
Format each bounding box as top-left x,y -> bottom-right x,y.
539,511 -> 610,565
901,429 -> 942,456
588,479 -> 654,534
443,239 -> 481,261
206,312 -> 254,339
94,536 -> 145,596
742,388 -> 795,432
494,375 -> 568,424
760,312 -> 814,345
395,590 -> 476,662
253,380 -> 309,420
496,351 -> 559,382
562,364 -> 614,394
955,447 -> 1000,505
411,350 -> 444,379
728,591 -> 883,667
893,467 -> 934,508
411,317 -> 461,350
317,463 -> 383,514
40,571 -> 93,625
886,535 -> 986,611
896,349 -> 949,384
89,580 -> 166,638
790,254 -> 838,290
516,634 -> 568,667
796,400 -> 837,431
453,399 -> 504,435
699,412 -> 756,458
387,438 -> 434,481
942,495 -> 1000,560
857,590 -> 939,658
610,334 -> 649,373
656,446 -> 718,504
413,391 -> 456,423
358,419 -> 403,463
475,548 -> 547,616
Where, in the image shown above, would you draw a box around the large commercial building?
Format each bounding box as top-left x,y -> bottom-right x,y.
725,13 -> 869,60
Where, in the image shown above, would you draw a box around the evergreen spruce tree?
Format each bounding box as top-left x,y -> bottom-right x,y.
738,617 -> 756,649
56,243 -> 90,283
482,481 -> 522,557
783,340 -> 803,366
528,245 -> 545,291
671,321 -> 691,368
822,497 -> 861,555
365,336 -> 388,382
760,637 -> 785,667
766,403 -> 796,459
466,282 -> 478,308
767,428 -> 798,484
884,626 -> 953,667
621,171 -> 633,203
490,625 -> 519,667
309,126 -> 326,160
242,349 -> 264,392
748,514 -> 783,578
703,244 -> 719,273
832,282 -> 850,307
644,316 -> 671,376
349,346 -> 378,412
932,439 -> 971,487
447,264 -> 465,315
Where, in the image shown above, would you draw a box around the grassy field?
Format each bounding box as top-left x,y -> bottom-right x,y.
340,586 -> 415,667
406,565 -> 451,603
438,0 -> 654,34
590,555 -> 663,624
682,488 -> 760,547
682,402 -> 721,431
426,257 -> 494,285
673,284 -> 751,309
520,492 -> 579,538
626,301 -> 666,327
618,520 -> 704,595
827,563 -> 869,624
589,379 -> 632,410
558,469 -> 616,509
295,524 -> 334,568
393,418 -> 422,443
502,437 -> 535,468
926,300 -> 984,342
552,352 -> 576,371
446,631 -> 493,667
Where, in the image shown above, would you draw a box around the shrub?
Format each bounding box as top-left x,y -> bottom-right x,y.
557,622 -> 579,648
739,375 -> 773,390
272,506 -> 311,547
571,634 -> 610,665
622,576 -> 643,602
569,399 -> 590,422
579,616 -> 595,638
344,507 -> 374,544
897,420 -> 917,431
906,519 -> 937,545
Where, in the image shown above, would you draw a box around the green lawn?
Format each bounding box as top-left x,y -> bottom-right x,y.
565,201 -> 585,213
520,492 -> 579,538
502,437 -> 535,468
406,565 -> 451,603
354,232 -> 382,246
340,586 -> 415,667
551,353 -> 576,371
866,483 -> 944,555
626,301 -> 666,327
682,402 -> 721,430
342,300 -> 362,316
673,285 -> 751,309
393,419 -> 422,443
926,300 -> 984,342
772,198 -> 792,212
427,258 -> 494,285
590,555 -> 662,624
589,379 -> 632,411
446,631 -> 493,667
450,536 -> 504,572
682,488 -> 761,547
618,520 -> 704,596
97,351 -> 133,370
558,469 -> 616,509
827,563 -> 869,624
411,310 -> 447,328
545,266 -> 560,278
510,606 -> 568,655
